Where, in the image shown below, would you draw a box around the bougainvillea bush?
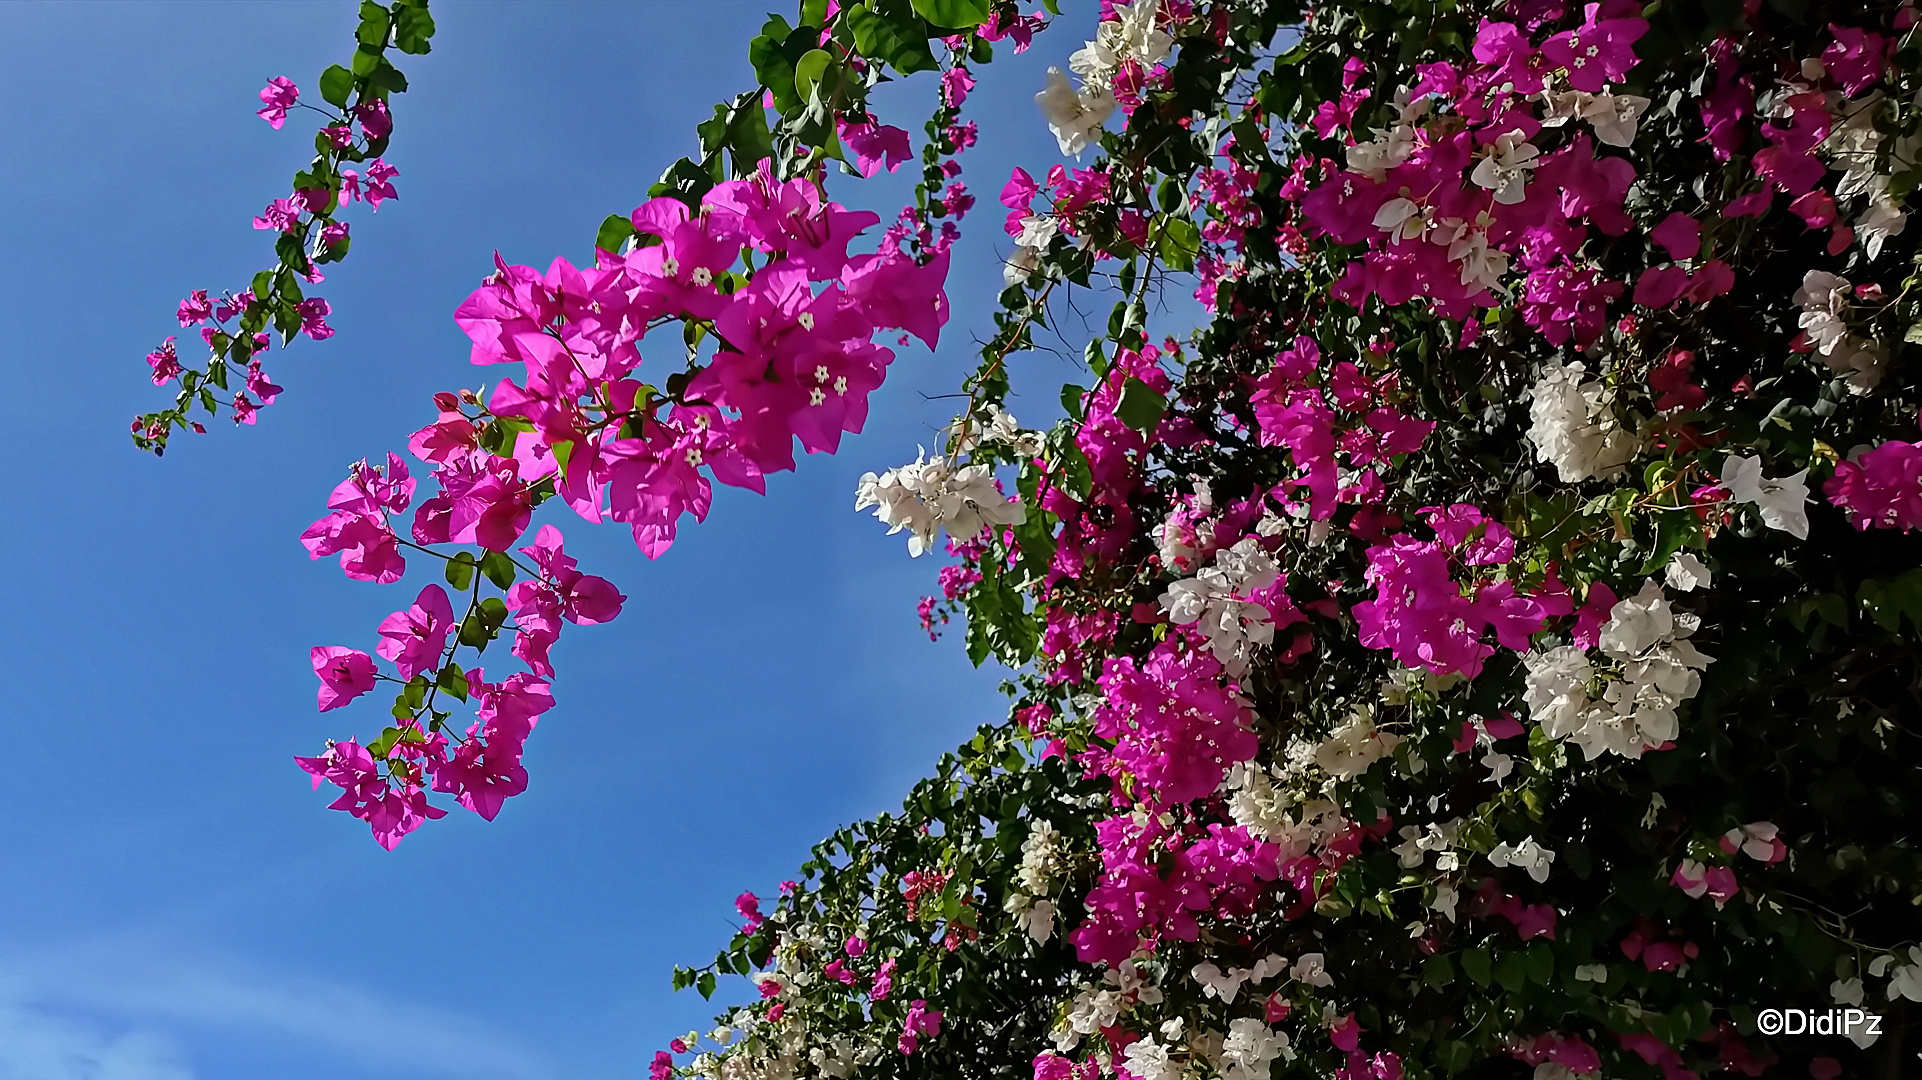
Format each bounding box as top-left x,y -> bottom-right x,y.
143,0 -> 1922,1077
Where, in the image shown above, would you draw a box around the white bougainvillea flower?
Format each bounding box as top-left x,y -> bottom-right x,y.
1527,360 -> 1642,482
855,451 -> 1025,555
1665,551 -> 1712,591
1469,131 -> 1540,204
1488,837 -> 1557,882
1036,67 -> 1114,157
1721,455 -> 1811,540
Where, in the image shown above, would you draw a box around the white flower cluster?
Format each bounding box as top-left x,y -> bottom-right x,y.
1190,954 -> 1290,1003
1526,360 -> 1644,482
1524,581 -> 1714,760
1052,961 -> 1162,1052
1311,706 -> 1402,780
1035,68 -> 1115,157
1346,89 -> 1427,179
1122,1035 -> 1183,1080
1037,2 -> 1176,156
1393,818 -> 1465,871
690,1010 -> 809,1080
1839,947 -> 1922,1006
1218,1018 -> 1292,1080
1070,0 -> 1173,84
1540,85 -> 1651,147
1487,837 -> 1558,883
1123,1014 -> 1291,1080
943,403 -> 1044,459
1720,454 -> 1812,540
1821,90 -> 1915,261
1469,129 -> 1542,204
855,451 -> 1026,556
1004,211 -> 1064,285
805,1037 -> 867,1079
1219,761 -> 1344,859
1004,820 -> 1064,943
1051,983 -> 1126,1052
1158,536 -> 1281,676
1153,481 -> 1217,573
1792,270 -> 1886,393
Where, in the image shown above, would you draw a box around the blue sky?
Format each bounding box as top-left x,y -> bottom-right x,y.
0,3 -> 1095,1078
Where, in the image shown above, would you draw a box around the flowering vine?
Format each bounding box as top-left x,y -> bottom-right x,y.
143,0 -> 1922,1078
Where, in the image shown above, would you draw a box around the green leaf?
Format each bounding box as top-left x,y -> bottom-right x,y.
911,0 -> 991,29
595,213 -> 635,254
1083,339 -> 1108,379
367,725 -> 404,757
846,0 -> 939,74
318,64 -> 356,108
437,662 -> 469,702
650,156 -> 717,208
479,550 -> 516,590
1422,952 -> 1456,988
355,0 -> 390,45
1115,377 -> 1168,433
392,3 -> 436,53
1157,216 -> 1202,273
1493,950 -> 1528,992
965,572 -> 1001,667
368,57 -> 408,93
1460,947 -> 1492,987
1525,939 -> 1556,985
793,49 -> 834,107
401,674 -> 429,710
444,552 -> 477,591
350,45 -> 382,78
696,971 -> 717,999
723,93 -> 775,175
1059,383 -> 1087,421
479,596 -> 509,628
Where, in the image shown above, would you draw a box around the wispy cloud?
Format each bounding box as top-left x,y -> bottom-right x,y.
0,983 -> 191,1080
0,938 -> 553,1080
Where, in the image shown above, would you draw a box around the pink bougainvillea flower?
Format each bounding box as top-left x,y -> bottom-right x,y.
301,457 -> 413,584
364,158 -> 400,208
354,98 -> 393,140
941,65 -> 975,107
843,248 -> 951,349
295,738 -> 445,850
840,119 -> 913,178
146,338 -> 182,385
310,646 -> 377,712
1540,5 -> 1648,92
1825,429 -> 1922,531
252,197 -> 302,233
430,726 -> 529,820
176,290 -> 213,327
256,76 -> 298,129
897,999 -> 943,1055
1823,25 -> 1889,96
1648,212 -> 1702,259
296,297 -> 335,340
375,584 -> 455,681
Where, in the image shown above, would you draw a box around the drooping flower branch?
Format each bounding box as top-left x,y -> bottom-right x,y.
134,0 -> 434,454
